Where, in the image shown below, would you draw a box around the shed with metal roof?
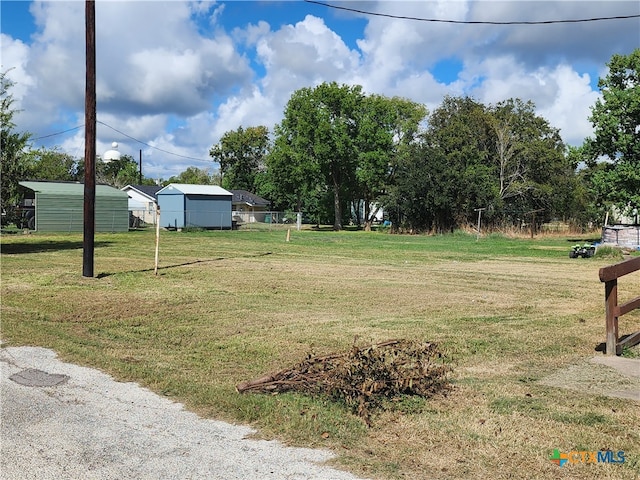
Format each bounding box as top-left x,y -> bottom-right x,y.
18,181 -> 129,232
156,183 -> 232,229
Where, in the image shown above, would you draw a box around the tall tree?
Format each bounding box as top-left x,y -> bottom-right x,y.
272,82 -> 363,230
385,141 -> 452,233
0,71 -> 32,223
264,125 -> 324,217
584,49 -> 640,214
489,99 -> 565,224
355,95 -> 427,230
421,96 -> 494,230
210,125 -> 269,191
102,154 -> 141,188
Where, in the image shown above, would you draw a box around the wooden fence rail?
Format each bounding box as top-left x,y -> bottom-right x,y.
599,256 -> 640,355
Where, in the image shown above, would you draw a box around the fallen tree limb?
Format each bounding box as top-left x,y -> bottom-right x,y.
236,339 -> 451,423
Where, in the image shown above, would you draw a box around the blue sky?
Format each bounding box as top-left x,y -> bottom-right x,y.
1,1 -> 638,180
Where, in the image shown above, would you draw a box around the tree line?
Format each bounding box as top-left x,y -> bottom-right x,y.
2,49 -> 638,232
211,50 -> 638,232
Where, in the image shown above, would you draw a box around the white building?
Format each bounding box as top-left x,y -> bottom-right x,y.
121,184 -> 161,226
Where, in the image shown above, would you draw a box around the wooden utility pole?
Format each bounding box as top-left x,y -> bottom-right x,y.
83,0 -> 96,277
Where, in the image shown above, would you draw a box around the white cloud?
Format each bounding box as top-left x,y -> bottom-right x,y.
466,57 -> 600,144
535,66 -> 600,146
236,20 -> 271,47
213,86 -> 280,135
0,34 -> 35,104
2,0 -> 636,179
256,15 -> 360,90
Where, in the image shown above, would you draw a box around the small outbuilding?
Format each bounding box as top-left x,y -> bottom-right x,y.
156,183 -> 233,229
601,207 -> 640,250
121,184 -> 162,226
18,181 -> 129,232
602,225 -> 640,250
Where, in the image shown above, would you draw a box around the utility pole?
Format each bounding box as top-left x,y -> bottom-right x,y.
83,0 -> 96,277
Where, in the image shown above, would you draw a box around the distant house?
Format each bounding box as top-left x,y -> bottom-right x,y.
121,184 -> 162,226
156,183 -> 232,229
231,190 -> 270,223
18,181 -> 129,232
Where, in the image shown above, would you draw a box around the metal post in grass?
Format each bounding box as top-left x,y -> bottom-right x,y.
474,207 -> 485,241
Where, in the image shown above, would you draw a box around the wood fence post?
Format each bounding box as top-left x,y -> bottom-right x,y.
604,279 -> 618,355
154,206 -> 161,276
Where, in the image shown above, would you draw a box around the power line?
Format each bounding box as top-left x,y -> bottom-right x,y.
304,0 -> 640,25
32,125 -> 84,140
32,121 -> 213,163
97,120 -> 212,163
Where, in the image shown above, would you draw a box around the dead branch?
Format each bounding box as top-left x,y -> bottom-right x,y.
236,339 -> 451,423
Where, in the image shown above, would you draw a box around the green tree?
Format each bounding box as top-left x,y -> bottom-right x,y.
272,82 -> 363,230
1,71 -> 31,223
25,148 -> 78,182
77,153 -> 142,188
489,98 -> 566,225
420,96 -> 494,231
106,154 -> 142,188
584,49 -> 640,214
167,166 -> 212,185
355,95 -> 427,230
385,141 -> 452,233
209,126 -> 269,191
264,125 -> 323,218
562,146 -> 601,229
385,96 -> 569,233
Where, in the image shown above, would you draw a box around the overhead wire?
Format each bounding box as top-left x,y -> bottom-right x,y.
31,120 -> 213,163
32,125 -> 84,140
304,0 -> 640,25
96,120 -> 212,163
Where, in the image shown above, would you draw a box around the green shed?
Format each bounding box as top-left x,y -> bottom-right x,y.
18,181 -> 129,232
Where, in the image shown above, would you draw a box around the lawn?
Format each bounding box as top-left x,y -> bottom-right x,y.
1,227 -> 639,479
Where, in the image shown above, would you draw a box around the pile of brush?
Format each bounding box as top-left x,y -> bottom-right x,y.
236,339 -> 450,423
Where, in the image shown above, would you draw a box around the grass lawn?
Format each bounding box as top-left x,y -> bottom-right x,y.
1,227 -> 639,479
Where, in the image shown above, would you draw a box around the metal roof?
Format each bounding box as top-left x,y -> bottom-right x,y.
20,181 -> 128,197
230,189 -> 270,206
157,184 -> 232,196
121,184 -> 162,200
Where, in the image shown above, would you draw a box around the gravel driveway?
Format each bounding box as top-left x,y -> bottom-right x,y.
1,345 -> 366,480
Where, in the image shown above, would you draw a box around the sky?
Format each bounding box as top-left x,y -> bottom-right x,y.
1,1 -> 639,181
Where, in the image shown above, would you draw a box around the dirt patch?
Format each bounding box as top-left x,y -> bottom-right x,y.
540,356 -> 640,401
